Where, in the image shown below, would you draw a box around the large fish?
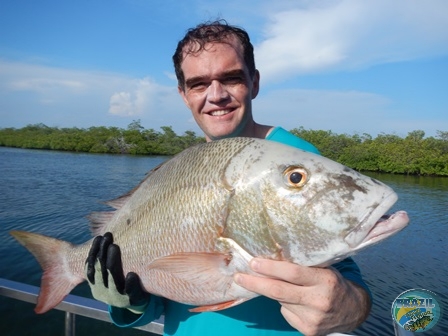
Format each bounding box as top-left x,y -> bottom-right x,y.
10,137 -> 409,314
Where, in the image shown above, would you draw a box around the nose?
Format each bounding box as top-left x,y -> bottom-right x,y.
207,80 -> 229,103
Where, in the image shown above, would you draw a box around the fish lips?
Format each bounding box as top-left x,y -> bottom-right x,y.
344,192 -> 410,250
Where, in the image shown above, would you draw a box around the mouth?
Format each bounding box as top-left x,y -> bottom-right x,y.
345,211 -> 409,251
354,211 -> 409,249
344,192 -> 410,249
207,109 -> 234,117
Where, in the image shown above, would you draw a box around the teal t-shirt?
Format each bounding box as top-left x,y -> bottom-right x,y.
109,127 -> 370,335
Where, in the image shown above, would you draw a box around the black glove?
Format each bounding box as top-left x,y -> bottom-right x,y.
85,232 -> 150,313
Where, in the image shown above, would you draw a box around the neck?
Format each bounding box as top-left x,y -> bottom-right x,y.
239,121 -> 273,139
205,122 -> 273,142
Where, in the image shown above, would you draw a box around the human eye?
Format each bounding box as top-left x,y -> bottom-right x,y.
222,75 -> 244,85
187,80 -> 209,92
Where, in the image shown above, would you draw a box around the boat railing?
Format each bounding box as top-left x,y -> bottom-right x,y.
1,277 -> 415,336
0,277 -> 163,336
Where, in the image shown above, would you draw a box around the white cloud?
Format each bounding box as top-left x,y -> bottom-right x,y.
108,78 -> 159,117
107,77 -> 188,125
11,78 -> 85,92
1,0 -> 446,137
254,88 -> 397,135
256,0 -> 448,82
0,60 -> 192,132
253,87 -> 448,137
109,92 -> 134,116
164,71 -> 178,81
0,60 -> 123,99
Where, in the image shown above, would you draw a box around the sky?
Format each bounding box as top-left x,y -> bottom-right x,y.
1,0 -> 447,137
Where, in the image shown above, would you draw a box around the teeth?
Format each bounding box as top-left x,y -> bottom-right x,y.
210,110 -> 230,116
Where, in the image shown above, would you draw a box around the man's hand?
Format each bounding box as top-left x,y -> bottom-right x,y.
234,258 -> 371,336
85,232 -> 150,314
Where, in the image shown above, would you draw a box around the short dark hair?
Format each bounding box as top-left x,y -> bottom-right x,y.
173,20 -> 256,89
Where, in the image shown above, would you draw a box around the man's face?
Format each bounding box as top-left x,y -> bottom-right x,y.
178,39 -> 259,141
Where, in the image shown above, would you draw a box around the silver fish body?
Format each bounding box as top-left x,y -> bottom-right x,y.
10,137 -> 409,313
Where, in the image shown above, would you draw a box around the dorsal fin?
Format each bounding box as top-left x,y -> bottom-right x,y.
88,161 -> 168,236
87,211 -> 115,236
103,193 -> 132,209
103,161 -> 166,210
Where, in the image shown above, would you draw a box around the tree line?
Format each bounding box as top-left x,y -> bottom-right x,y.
291,128 -> 448,176
1,121 -> 447,176
0,120 -> 205,156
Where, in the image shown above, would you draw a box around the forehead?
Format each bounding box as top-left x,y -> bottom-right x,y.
182,34 -> 243,57
180,38 -> 246,74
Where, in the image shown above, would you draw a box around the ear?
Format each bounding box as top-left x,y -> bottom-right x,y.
251,70 -> 260,99
178,86 -> 191,109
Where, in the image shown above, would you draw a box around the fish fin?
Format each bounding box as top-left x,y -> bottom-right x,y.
91,162 -> 168,234
149,252 -> 247,300
149,249 -> 258,310
189,298 -> 249,312
149,239 -> 256,279
87,211 -> 115,236
102,191 -> 134,209
148,252 -> 233,283
9,230 -> 84,314
103,161 -> 166,210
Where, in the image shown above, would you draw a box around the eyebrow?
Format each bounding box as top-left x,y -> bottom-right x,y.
184,69 -> 246,88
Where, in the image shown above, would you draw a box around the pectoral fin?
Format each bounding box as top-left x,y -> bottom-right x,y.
189,298 -> 249,312
147,252 -> 233,284
148,252 -> 253,312
147,240 -> 259,310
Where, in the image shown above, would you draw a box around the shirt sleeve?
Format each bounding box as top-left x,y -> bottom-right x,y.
266,127 -> 321,155
109,295 -> 165,328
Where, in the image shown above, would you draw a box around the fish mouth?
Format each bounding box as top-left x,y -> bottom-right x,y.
355,211 -> 410,249
344,192 -> 410,250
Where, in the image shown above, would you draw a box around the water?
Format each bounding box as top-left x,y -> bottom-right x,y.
353,173 -> 448,335
0,147 -> 447,335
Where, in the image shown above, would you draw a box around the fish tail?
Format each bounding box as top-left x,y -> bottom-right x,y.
10,230 -> 84,314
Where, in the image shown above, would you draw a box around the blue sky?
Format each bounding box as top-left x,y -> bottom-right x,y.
1,0 -> 447,137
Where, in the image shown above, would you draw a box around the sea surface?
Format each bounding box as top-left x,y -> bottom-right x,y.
0,146 -> 447,335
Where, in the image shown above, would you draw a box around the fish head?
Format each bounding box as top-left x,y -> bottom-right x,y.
227,139 -> 409,266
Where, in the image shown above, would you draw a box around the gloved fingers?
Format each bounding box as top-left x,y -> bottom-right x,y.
86,235 -> 103,284
84,232 -> 138,309
125,272 -> 150,308
98,232 -> 114,288
106,243 -> 126,294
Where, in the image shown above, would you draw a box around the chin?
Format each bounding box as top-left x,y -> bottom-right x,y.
205,128 -> 236,141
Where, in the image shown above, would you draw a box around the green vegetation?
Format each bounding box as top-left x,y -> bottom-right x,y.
0,120 -> 205,156
1,122 -> 447,176
291,128 -> 448,176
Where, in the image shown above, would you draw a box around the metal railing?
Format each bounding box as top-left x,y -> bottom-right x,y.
1,277 -> 415,336
0,278 -> 163,336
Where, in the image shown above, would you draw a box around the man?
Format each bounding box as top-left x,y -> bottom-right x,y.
86,20 -> 371,336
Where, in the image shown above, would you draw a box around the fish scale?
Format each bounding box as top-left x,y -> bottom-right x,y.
10,137 -> 409,314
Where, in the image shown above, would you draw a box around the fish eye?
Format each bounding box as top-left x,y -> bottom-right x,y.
284,167 -> 308,188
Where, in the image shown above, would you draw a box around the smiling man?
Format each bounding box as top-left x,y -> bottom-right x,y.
86,20 -> 372,336
176,34 -> 270,141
